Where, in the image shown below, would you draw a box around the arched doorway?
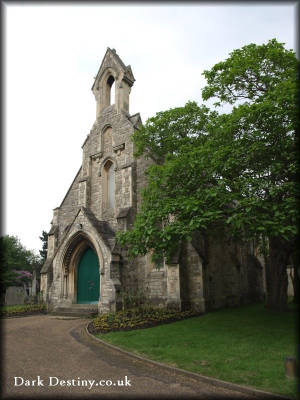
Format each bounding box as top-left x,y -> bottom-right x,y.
77,247 -> 100,304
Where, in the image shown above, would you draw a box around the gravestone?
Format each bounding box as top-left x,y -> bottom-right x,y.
5,286 -> 28,306
31,270 -> 37,296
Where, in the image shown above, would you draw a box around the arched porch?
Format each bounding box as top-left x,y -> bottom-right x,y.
61,232 -> 102,305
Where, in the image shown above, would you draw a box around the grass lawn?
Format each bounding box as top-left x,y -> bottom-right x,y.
95,303 -> 298,398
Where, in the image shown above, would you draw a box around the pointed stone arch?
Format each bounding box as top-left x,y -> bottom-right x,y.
97,67 -> 118,90
94,67 -> 119,116
60,231 -> 103,304
107,75 -> 116,106
99,155 -> 118,175
49,207 -> 123,312
99,157 -> 117,216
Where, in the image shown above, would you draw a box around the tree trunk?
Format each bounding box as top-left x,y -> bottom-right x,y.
265,237 -> 290,311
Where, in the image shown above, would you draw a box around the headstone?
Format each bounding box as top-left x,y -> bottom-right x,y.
5,286 -> 28,306
31,270 -> 37,296
285,357 -> 298,378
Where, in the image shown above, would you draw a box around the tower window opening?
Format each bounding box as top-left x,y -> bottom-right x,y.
107,75 -> 115,106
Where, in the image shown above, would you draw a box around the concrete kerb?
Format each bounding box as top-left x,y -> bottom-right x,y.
85,323 -> 293,400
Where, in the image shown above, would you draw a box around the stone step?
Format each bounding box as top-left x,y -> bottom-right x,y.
56,305 -> 98,310
50,304 -> 98,318
53,309 -> 98,314
50,311 -> 96,318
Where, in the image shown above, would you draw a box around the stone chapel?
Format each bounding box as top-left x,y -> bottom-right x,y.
40,48 -> 264,315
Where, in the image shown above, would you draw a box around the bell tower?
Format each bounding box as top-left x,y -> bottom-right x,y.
92,48 -> 135,118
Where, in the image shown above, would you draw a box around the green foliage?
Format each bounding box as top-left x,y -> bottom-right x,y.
0,235 -> 41,292
39,230 -> 48,263
200,39 -> 298,244
118,102 -> 222,261
202,38 -> 298,105
0,303 -> 46,317
118,39 -> 298,310
132,101 -> 218,163
90,307 -> 199,334
201,39 -> 298,310
118,39 -> 298,264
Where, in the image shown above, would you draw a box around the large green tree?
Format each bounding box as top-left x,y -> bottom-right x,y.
201,38 -> 298,310
118,39 -> 298,311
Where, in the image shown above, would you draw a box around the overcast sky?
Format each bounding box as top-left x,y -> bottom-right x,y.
4,2 -> 297,255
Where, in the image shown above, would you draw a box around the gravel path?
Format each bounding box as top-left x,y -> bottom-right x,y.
2,315 -> 268,399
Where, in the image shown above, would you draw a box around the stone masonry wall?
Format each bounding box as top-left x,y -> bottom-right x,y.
53,106 -> 138,249
87,106 -> 136,223
179,241 -> 205,312
202,227 -> 264,310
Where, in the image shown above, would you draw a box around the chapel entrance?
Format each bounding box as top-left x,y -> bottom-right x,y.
77,247 -> 100,304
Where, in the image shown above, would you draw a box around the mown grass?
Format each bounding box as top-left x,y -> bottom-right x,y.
0,303 -> 46,317
95,303 -> 298,398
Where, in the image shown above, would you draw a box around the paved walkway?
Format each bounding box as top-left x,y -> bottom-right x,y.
3,315 -> 264,399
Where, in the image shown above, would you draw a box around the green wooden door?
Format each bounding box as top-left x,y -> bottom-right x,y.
77,247 -> 100,304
